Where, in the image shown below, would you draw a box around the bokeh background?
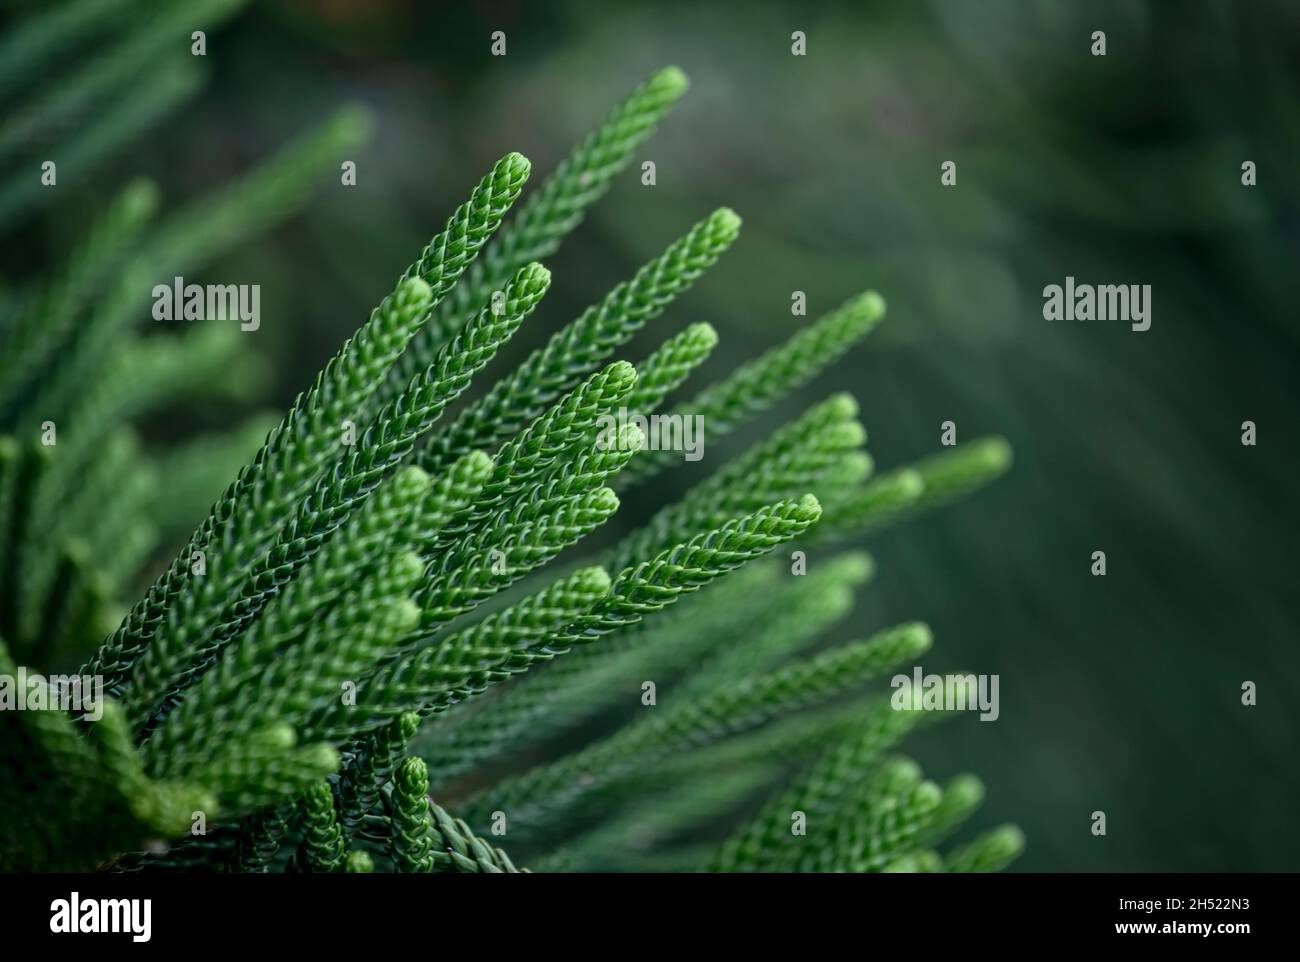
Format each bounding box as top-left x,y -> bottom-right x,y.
8,0 -> 1299,871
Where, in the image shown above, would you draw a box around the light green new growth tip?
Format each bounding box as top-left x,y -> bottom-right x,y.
392,66 -> 690,388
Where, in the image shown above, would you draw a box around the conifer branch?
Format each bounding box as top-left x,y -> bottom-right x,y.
390,757 -> 436,873
621,291 -> 885,484
119,264 -> 547,725
78,111 -> 385,691
918,775 -> 986,849
334,713 -> 422,841
0,0 -> 133,91
944,825 -> 1025,873
428,359 -> 638,547
0,179 -> 156,418
415,512 -> 812,788
907,436 -> 1014,512
817,436 -> 1012,541
607,393 -> 863,572
143,103 -> 373,278
552,495 -> 823,645
3,56 -> 1017,873
0,0 -> 243,167
314,566 -> 611,742
816,468 -> 924,540
193,723 -> 339,813
821,450 -> 875,493
150,465 -> 433,717
387,66 -> 689,393
880,850 -> 944,873
0,58 -> 199,230
126,463 -> 429,737
671,551 -> 870,702
293,782 -> 347,873
554,765 -> 778,873
461,617 -> 921,829
424,798 -> 525,873
416,209 -> 740,476
802,770 -> 943,873
414,449 -> 496,553
645,697 -> 869,790
48,321 -> 264,494
147,552 -> 424,775
230,806 -> 292,873
22,107 -> 368,445
416,486 -> 621,632
710,698 -> 927,872
416,566 -> 779,787
624,321 -> 719,415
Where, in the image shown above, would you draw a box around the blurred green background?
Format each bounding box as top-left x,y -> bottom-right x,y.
10,0 -> 1299,871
